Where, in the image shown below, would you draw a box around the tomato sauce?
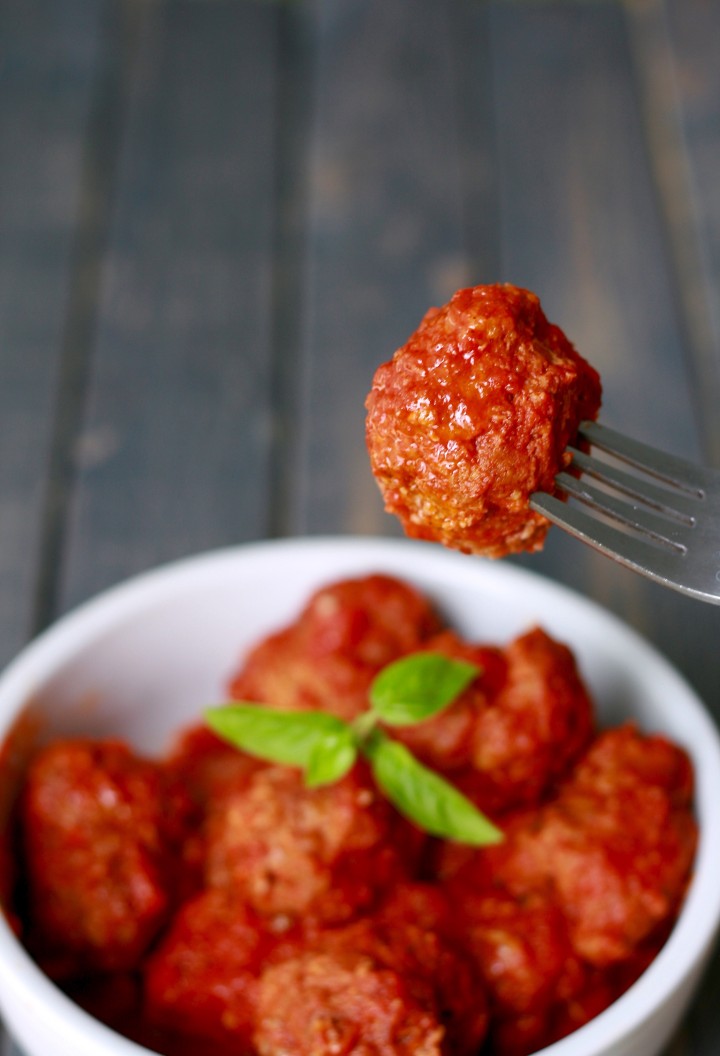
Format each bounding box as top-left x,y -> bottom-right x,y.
365,285 -> 602,557
4,574 -> 696,1056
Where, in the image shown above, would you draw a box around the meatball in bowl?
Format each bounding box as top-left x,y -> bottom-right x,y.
0,537 -> 719,1056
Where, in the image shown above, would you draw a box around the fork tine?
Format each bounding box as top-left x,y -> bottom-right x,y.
531,422 -> 720,603
529,492 -> 690,585
578,421 -> 712,494
567,449 -> 701,522
553,472 -> 690,550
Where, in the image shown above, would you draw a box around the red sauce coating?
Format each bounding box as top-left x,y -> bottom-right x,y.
511,724 -> 695,966
396,626 -> 594,813
20,739 -> 199,979
229,573 -> 442,721
203,762 -> 423,925
6,574 -> 697,1056
443,888 -> 613,1056
365,285 -> 602,557
144,888 -> 297,1051
439,724 -> 697,968
255,884 -> 488,1056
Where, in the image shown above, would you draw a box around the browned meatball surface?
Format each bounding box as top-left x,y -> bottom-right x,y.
440,724 -> 697,969
144,888 -> 296,1051
229,574 -> 441,722
203,763 -> 422,925
254,883 -> 488,1056
365,284 -> 602,557
395,626 -> 595,814
10,571 -> 699,1056
21,739 -> 197,979
441,887 -> 613,1056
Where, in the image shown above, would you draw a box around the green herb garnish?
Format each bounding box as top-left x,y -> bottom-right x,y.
363,729 -> 502,845
206,651 -> 502,846
369,652 -> 479,726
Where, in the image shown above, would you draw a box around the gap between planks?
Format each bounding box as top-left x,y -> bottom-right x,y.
624,0 -> 720,469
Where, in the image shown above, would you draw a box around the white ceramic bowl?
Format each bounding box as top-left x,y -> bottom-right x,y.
1,536 -> 719,1056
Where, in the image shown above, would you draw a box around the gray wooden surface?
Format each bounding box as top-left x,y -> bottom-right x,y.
1,1 -> 720,1053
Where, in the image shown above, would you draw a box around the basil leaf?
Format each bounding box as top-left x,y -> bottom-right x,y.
363,731 -> 502,846
206,704 -> 351,769
369,652 -> 479,726
306,727 -> 358,788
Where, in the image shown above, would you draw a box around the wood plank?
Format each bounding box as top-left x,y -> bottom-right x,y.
57,0 -> 281,613
0,6 -> 114,1049
0,0 -> 110,665
637,0 -> 720,467
290,0 -> 498,536
489,1 -> 700,457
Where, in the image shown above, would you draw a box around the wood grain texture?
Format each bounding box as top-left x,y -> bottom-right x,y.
660,0 -> 720,466
489,1 -> 699,453
56,0 -> 280,612
0,0 -> 109,665
290,0 -> 497,536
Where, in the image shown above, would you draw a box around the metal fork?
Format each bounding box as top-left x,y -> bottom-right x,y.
529,421 -> 720,604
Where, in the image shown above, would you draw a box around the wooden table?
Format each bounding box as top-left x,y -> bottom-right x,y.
1,1 -> 719,1054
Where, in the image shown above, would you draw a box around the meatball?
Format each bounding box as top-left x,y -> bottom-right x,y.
396,626 -> 594,814
255,946 -> 443,1056
144,887 -> 296,1051
164,722 -> 265,807
440,885 -> 613,1056
228,574 -> 441,721
388,631 -> 505,775
365,284 -> 602,557
448,725 -> 697,967
203,763 -> 423,925
21,739 -> 197,978
254,883 -> 488,1056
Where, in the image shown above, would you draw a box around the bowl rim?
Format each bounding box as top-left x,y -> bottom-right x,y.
1,534 -> 719,1056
